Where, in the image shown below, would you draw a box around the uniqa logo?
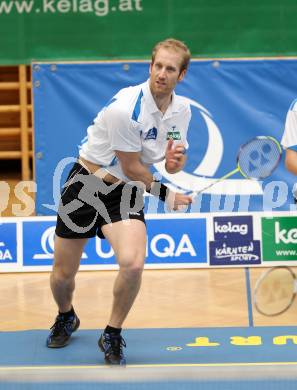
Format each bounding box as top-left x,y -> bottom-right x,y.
33,226 -> 56,259
275,221 -> 297,244
0,241 -> 12,261
33,226 -> 88,259
96,234 -> 197,258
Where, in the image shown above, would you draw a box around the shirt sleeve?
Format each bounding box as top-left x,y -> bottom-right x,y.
281,101 -> 297,151
104,106 -> 142,152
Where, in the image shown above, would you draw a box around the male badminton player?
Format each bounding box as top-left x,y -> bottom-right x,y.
46,38 -> 193,365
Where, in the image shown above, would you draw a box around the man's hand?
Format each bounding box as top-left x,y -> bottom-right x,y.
166,191 -> 193,211
165,139 -> 186,173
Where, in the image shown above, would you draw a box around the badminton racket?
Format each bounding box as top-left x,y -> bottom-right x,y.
254,266 -> 297,316
191,136 -> 282,197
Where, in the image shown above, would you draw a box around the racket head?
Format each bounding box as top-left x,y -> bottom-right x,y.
254,266 -> 296,316
237,136 -> 282,180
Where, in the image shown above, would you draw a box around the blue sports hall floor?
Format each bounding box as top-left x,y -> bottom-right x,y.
1,326 -> 297,389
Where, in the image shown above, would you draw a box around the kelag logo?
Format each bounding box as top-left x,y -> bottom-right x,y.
213,216 -> 253,241
209,215 -> 261,266
0,223 -> 17,264
262,216 -> 297,261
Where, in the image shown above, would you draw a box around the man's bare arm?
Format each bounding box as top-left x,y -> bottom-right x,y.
115,150 -> 154,190
115,150 -> 192,210
285,149 -> 297,175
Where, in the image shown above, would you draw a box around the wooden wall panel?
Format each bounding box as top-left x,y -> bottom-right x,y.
0,66 -> 32,180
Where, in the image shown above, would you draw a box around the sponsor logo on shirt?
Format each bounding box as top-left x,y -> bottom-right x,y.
167,126 -> 181,140
144,127 -> 158,140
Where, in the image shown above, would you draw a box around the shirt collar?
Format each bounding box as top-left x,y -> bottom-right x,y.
142,79 -> 180,118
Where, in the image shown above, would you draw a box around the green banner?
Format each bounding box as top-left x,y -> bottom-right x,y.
262,216 -> 297,261
0,0 -> 297,64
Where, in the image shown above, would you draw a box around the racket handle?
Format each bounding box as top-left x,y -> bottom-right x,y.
292,183 -> 297,204
189,191 -> 198,202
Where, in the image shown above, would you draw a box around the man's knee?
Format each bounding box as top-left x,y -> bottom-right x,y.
118,253 -> 145,277
52,261 -> 77,283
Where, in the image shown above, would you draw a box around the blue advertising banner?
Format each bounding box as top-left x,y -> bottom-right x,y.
209,239 -> 261,266
213,215 -> 254,241
0,222 -> 17,263
23,220 -> 56,266
146,218 -> 207,264
3,213 -> 297,273
21,216 -> 207,268
83,217 -> 207,265
209,215 -> 261,266
32,60 -> 297,215
22,220 -> 113,266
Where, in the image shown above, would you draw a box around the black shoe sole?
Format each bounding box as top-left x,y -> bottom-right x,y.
47,338 -> 71,349
98,335 -> 126,366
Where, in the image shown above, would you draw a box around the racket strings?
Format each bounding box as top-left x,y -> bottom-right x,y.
238,138 -> 281,179
258,280 -> 291,304
254,267 -> 296,316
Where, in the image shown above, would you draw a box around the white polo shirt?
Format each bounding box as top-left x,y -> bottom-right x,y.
79,79 -> 192,182
281,98 -> 297,151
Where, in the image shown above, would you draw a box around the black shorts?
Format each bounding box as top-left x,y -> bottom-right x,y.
55,162 -> 145,239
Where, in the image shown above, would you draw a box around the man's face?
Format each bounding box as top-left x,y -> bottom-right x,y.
149,48 -> 186,97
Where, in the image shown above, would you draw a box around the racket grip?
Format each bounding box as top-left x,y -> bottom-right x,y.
190,191 -> 198,202
292,183 -> 297,204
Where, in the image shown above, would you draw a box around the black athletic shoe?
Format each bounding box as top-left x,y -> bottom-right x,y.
46,313 -> 80,348
98,332 -> 126,366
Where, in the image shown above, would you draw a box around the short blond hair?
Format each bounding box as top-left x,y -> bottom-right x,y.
151,38 -> 191,73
